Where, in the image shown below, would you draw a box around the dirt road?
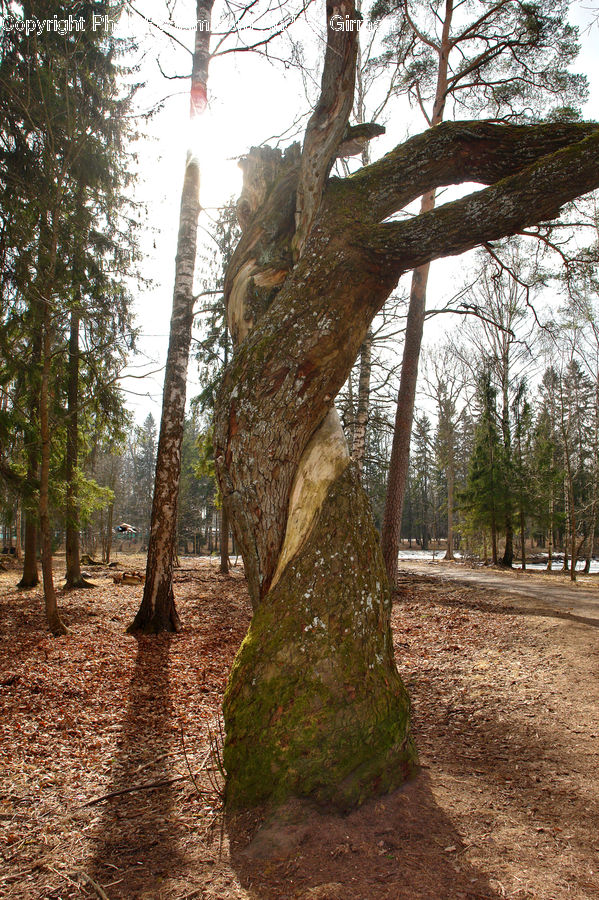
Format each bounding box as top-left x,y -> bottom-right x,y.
398,560 -> 599,627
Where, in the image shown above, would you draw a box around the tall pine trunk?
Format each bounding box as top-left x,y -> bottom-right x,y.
381,1 -> 453,586
65,309 -> 91,588
40,292 -> 67,635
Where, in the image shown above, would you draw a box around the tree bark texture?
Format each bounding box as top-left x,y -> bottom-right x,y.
129,0 -> 213,633
128,156 -> 199,634
352,330 -> 372,477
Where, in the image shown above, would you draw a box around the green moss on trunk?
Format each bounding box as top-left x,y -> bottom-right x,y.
223,464 -> 417,811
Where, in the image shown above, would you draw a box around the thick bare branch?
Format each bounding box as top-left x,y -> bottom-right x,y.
331,120 -> 599,225
292,0 -> 359,259
362,127 -> 599,276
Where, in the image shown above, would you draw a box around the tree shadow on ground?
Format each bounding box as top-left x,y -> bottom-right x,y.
408,645 -> 599,898
88,635 -> 185,899
226,771 -> 502,900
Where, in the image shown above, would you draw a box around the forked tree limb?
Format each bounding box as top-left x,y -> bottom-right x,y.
360,127 -> 599,276
332,120 -> 599,226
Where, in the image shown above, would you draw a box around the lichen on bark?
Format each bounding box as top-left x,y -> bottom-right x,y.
223,463 -> 417,811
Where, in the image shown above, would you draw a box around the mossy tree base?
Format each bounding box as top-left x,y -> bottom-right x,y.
223,465 -> 417,811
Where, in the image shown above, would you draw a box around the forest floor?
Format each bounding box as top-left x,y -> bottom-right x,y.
1,554 -> 598,900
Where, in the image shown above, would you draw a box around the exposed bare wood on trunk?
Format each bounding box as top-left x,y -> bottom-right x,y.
128,0 -> 214,634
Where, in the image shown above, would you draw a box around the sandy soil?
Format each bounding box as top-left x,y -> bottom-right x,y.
0,555 -> 598,900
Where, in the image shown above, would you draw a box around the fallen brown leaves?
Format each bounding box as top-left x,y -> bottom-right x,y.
0,556 -> 598,900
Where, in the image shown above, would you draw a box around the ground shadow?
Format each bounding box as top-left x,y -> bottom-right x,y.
88,635 -> 185,899
396,574 -> 599,629
226,771 -> 502,900
406,643 -> 599,899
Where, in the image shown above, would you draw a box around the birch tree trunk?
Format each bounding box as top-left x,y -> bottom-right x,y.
128,0 -> 213,634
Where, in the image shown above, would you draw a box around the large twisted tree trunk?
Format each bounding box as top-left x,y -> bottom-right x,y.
216,120 -> 599,809
214,5 -> 599,808
216,151 -> 417,808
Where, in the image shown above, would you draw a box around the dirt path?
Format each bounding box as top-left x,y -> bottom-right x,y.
1,556 -> 598,899
398,559 -> 599,627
